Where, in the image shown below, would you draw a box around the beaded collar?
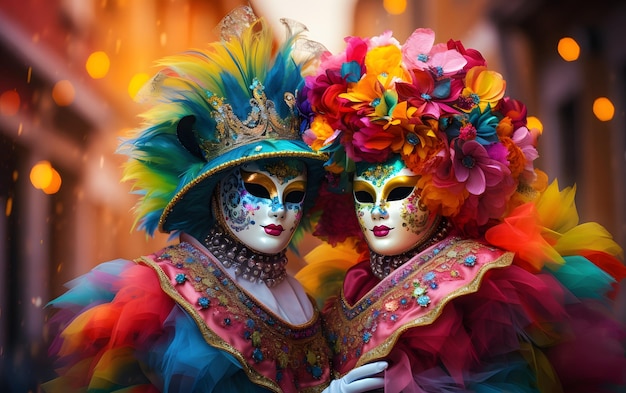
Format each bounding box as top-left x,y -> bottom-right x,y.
203,225 -> 288,288
369,217 -> 451,280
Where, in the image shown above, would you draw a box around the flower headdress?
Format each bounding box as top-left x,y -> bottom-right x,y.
119,7 -> 328,240
298,28 -> 544,236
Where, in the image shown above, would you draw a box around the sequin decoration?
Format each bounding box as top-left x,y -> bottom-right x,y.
323,237 -> 513,373
150,242 -> 331,388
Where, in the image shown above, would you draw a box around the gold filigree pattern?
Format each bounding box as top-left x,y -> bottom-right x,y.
263,160 -> 304,184
200,79 -> 300,162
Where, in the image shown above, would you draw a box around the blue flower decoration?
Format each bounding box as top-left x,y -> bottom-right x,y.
175,273 -> 186,284
363,332 -> 372,344
417,295 -> 431,307
341,61 -> 362,83
198,297 -> 211,309
464,255 -> 477,267
310,365 -> 323,379
252,348 -> 264,362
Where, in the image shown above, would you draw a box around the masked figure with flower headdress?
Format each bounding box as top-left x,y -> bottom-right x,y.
44,7 -> 387,393
296,27 -> 626,392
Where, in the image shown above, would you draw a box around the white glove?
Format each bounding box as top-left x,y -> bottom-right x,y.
322,361 -> 388,393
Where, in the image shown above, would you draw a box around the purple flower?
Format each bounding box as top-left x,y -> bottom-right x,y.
452,140 -> 508,195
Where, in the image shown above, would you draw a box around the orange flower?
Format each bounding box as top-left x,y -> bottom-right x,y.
496,116 -> 514,138
461,66 -> 506,112
418,174 -> 468,217
304,116 -> 338,151
499,136 -> 525,179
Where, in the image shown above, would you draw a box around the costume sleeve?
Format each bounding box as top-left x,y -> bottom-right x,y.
44,259 -> 271,393
382,264 -> 626,393
44,259 -> 167,392
146,306 -> 271,393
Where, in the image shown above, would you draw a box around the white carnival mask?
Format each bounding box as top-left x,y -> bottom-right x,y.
353,156 -> 439,256
217,159 -> 307,255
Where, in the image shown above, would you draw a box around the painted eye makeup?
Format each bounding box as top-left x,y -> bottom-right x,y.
283,181 -> 306,204
241,169 -> 276,199
353,180 -> 377,203
381,176 -> 418,201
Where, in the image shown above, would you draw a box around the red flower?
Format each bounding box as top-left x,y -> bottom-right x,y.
499,97 -> 527,129
446,39 -> 487,73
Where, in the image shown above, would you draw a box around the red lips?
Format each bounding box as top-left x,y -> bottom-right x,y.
372,225 -> 391,237
263,224 -> 284,236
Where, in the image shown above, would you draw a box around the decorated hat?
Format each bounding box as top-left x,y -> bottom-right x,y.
299,28 -> 546,236
120,7 -> 328,238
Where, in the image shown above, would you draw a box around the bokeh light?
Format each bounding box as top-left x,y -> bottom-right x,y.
30,161 -> 63,194
128,72 -> 151,100
557,37 -> 580,61
592,97 -> 615,121
43,168 -> 62,194
86,51 -> 111,79
5,197 -> 12,217
527,116 -> 543,134
383,0 -> 407,15
52,80 -> 75,106
30,161 -> 53,190
0,90 -> 20,116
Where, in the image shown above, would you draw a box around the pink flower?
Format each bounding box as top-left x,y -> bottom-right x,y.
369,30 -> 401,48
395,69 -> 463,118
349,119 -> 394,162
446,39 -> 487,73
511,126 -> 539,182
452,140 -> 509,195
455,171 -> 516,229
402,28 -> 467,78
458,124 -> 477,141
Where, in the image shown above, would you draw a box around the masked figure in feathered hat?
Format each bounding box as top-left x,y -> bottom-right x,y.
296,27 -> 626,392
44,7 -> 385,393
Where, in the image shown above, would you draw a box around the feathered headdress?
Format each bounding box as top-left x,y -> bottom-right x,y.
297,28 -> 545,238
119,6 -> 328,239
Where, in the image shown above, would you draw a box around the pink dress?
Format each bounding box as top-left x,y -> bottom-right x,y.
322,236 -> 626,392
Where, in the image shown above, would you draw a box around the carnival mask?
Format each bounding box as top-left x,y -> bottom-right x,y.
353,156 -> 440,255
217,159 -> 307,255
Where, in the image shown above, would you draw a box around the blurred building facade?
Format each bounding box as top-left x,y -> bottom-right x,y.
0,0 -> 624,390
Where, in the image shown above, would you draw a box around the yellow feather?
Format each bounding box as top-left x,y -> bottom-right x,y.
296,238 -> 366,307
535,180 -> 579,234
535,179 -> 623,260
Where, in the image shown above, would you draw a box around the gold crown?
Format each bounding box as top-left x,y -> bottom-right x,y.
199,78 -> 301,161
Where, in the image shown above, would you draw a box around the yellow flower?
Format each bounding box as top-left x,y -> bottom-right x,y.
306,116 -> 337,151
462,66 -> 506,112
340,45 -> 410,112
340,73 -> 383,108
364,44 -> 410,87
